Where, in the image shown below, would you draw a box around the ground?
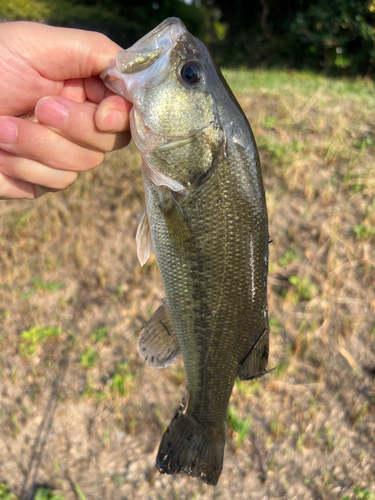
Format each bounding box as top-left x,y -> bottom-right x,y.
0,69 -> 374,500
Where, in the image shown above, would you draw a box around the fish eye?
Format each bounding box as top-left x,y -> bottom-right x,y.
180,62 -> 201,85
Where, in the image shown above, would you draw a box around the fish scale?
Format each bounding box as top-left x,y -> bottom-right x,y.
101,17 -> 269,485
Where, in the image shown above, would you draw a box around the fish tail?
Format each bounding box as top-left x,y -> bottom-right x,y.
156,406 -> 226,485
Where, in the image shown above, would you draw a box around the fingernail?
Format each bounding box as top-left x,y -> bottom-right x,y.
36,98 -> 67,129
0,119 -> 18,145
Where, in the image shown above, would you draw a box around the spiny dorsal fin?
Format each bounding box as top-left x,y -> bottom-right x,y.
136,210 -> 152,267
237,328 -> 269,380
137,299 -> 180,369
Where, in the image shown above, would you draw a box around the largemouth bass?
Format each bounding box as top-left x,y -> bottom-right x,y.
101,18 -> 269,486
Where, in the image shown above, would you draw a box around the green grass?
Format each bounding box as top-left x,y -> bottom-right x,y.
288,275 -> 318,302
278,248 -> 301,267
0,483 -> 17,500
90,325 -> 108,343
109,361 -> 136,397
80,347 -> 97,369
226,405 -> 252,446
222,68 -> 375,103
19,325 -> 62,357
73,484 -> 86,500
34,488 -> 65,500
341,486 -> 375,500
21,276 -> 65,299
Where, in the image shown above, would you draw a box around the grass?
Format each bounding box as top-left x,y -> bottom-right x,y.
34,488 -> 65,500
79,346 -> 97,369
19,325 -> 62,358
226,405 -> 252,446
0,68 -> 374,498
21,276 -> 65,300
0,483 -> 17,500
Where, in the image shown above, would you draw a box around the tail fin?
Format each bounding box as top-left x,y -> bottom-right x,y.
156,406 -> 226,485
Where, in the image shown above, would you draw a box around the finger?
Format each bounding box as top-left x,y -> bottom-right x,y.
84,76 -> 108,104
0,116 -> 105,172
59,78 -> 86,103
95,95 -> 132,132
35,96 -> 131,150
0,171 -> 35,199
1,150 -> 77,190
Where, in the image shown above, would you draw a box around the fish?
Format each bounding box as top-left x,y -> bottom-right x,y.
101,17 -> 270,486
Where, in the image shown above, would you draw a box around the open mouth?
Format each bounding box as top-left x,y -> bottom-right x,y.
100,18 -> 188,98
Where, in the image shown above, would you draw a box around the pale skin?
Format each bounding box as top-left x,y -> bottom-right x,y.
0,22 -> 132,199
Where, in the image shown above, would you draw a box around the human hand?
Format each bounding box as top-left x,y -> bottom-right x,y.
0,22 -> 132,199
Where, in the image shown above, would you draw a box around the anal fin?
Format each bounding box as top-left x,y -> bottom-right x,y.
237,328 -> 269,380
137,299 -> 180,369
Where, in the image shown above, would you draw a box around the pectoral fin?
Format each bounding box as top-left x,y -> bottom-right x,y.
159,194 -> 192,248
137,299 -> 180,369
136,210 -> 152,267
237,328 -> 269,380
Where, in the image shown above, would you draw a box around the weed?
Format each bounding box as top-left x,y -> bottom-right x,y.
73,484 -> 86,500
19,326 -> 61,357
34,487 -> 65,500
353,486 -> 375,500
90,325 -> 108,343
288,275 -> 318,302
82,376 -> 107,402
9,212 -> 28,230
353,224 -> 375,240
10,414 -> 20,437
80,347 -> 97,369
354,404 -> 368,426
269,317 -> 282,335
226,405 -> 251,446
296,433 -> 304,452
21,276 -> 65,299
235,377 -> 260,396
259,137 -> 305,167
270,419 -> 285,440
279,248 -> 301,267
275,359 -> 289,377
0,483 -> 18,500
262,115 -> 276,129
109,361 -> 136,397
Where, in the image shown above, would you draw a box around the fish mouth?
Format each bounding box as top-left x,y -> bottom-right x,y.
116,17 -> 187,75
100,18 -> 188,98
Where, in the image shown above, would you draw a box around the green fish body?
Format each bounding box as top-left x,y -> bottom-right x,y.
101,18 -> 269,486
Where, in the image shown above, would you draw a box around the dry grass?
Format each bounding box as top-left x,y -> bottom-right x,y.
0,69 -> 374,500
